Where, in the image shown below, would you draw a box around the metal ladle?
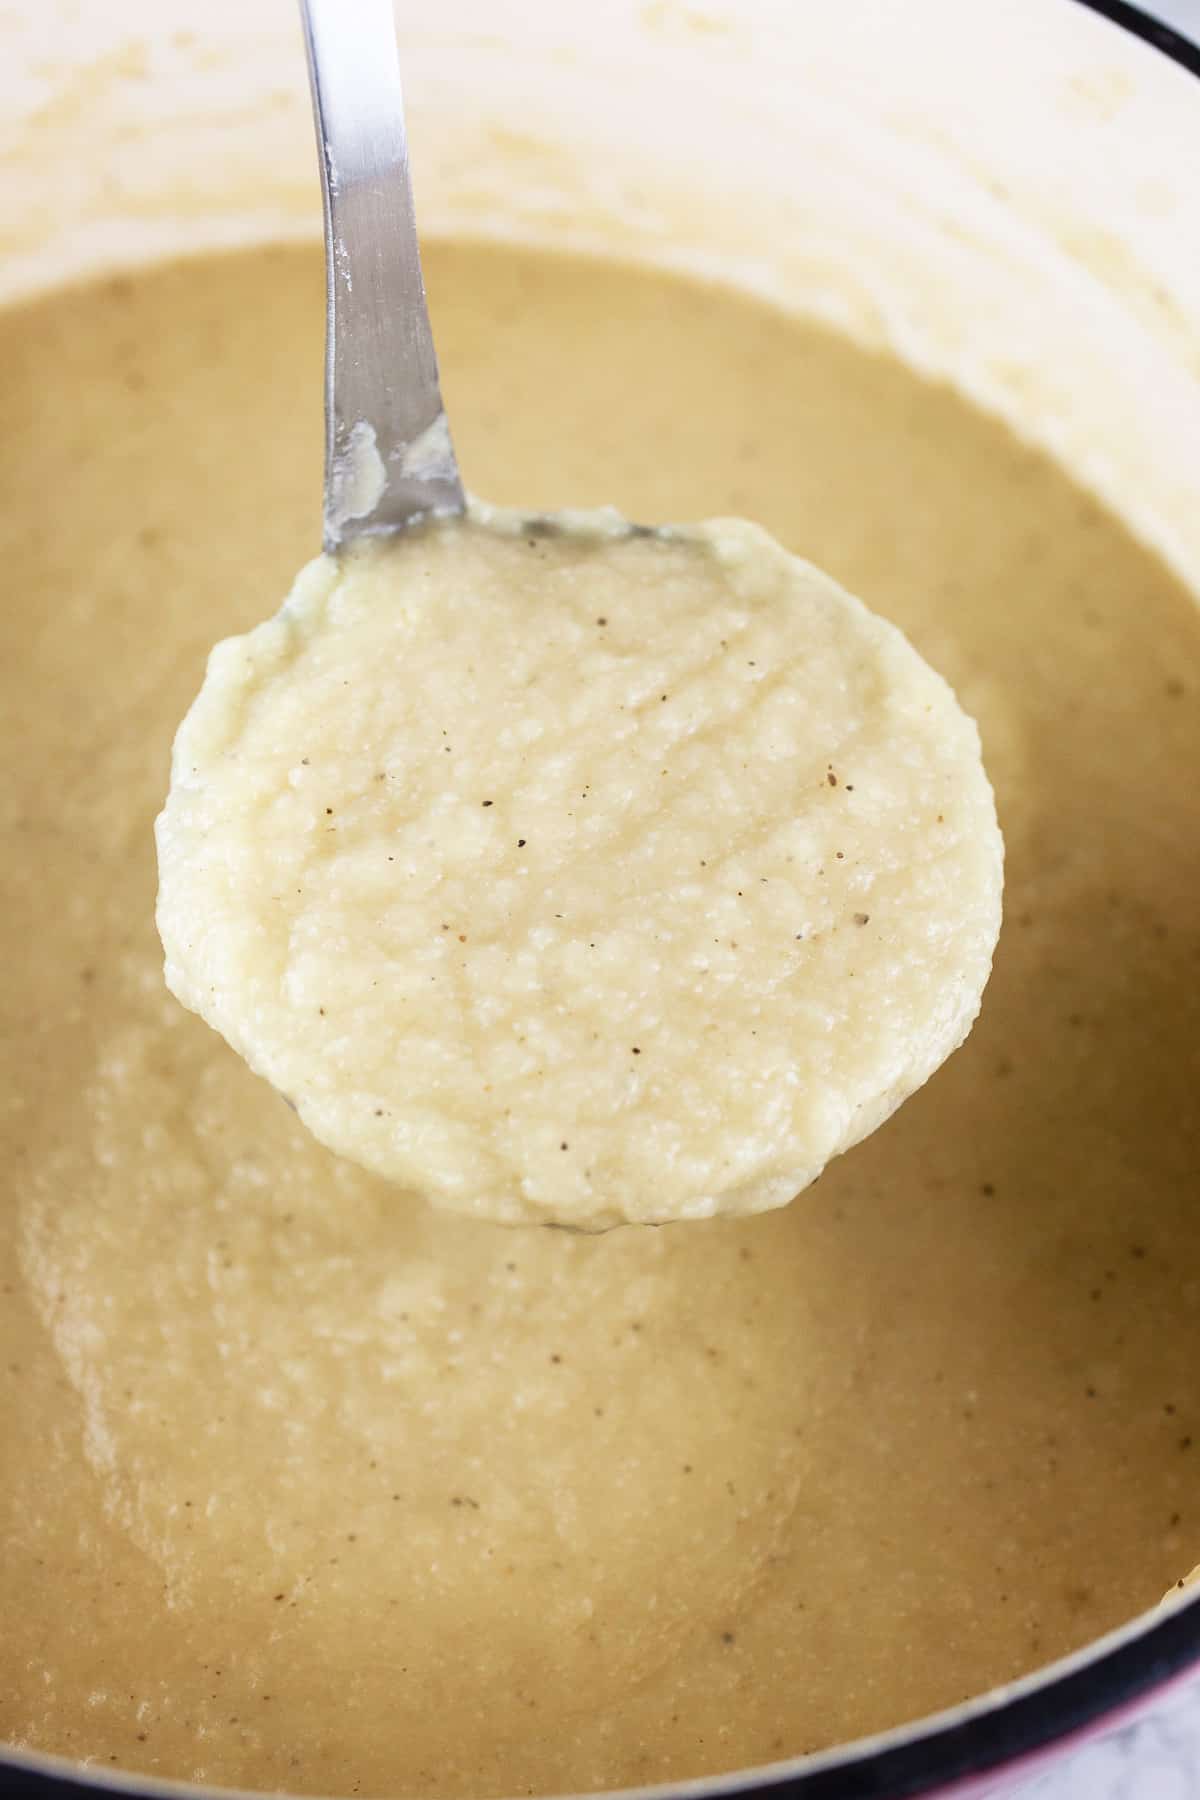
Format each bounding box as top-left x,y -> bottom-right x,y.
300,0 -> 466,550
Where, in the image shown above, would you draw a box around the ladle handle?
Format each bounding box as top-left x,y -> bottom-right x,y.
300,0 -> 465,549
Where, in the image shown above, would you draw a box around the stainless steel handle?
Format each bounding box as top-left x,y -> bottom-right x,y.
300,0 -> 465,550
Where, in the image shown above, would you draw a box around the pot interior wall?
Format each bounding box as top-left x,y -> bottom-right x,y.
4,0 -> 1199,594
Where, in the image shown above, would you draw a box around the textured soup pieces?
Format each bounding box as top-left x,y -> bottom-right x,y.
157,506 -> 1001,1227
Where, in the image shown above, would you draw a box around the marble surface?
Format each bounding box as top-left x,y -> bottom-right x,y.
1148,0 -> 1200,39
1010,1673 -> 1200,1799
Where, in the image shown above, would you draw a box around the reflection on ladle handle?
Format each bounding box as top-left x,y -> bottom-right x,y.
300,0 -> 465,550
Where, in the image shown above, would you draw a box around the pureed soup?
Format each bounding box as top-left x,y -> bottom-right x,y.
155,505 -> 1002,1229
2,240 -> 1199,1797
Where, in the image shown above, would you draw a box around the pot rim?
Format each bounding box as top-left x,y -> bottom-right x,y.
3,2 -> 1199,1798
3,1571 -> 1200,1800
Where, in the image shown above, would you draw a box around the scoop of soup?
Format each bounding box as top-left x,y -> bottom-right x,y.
156,505 -> 1002,1227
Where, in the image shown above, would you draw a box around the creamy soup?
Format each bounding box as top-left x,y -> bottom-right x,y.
156,506 -> 1001,1228
1,241 -> 1199,1798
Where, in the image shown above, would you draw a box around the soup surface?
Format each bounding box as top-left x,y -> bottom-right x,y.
1,241 -> 1199,1797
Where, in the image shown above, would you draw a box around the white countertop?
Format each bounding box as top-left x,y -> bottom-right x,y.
1147,0 -> 1200,36
1012,1672 -> 1200,1799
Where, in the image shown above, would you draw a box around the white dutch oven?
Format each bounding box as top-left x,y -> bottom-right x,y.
2,1 -> 1198,1796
